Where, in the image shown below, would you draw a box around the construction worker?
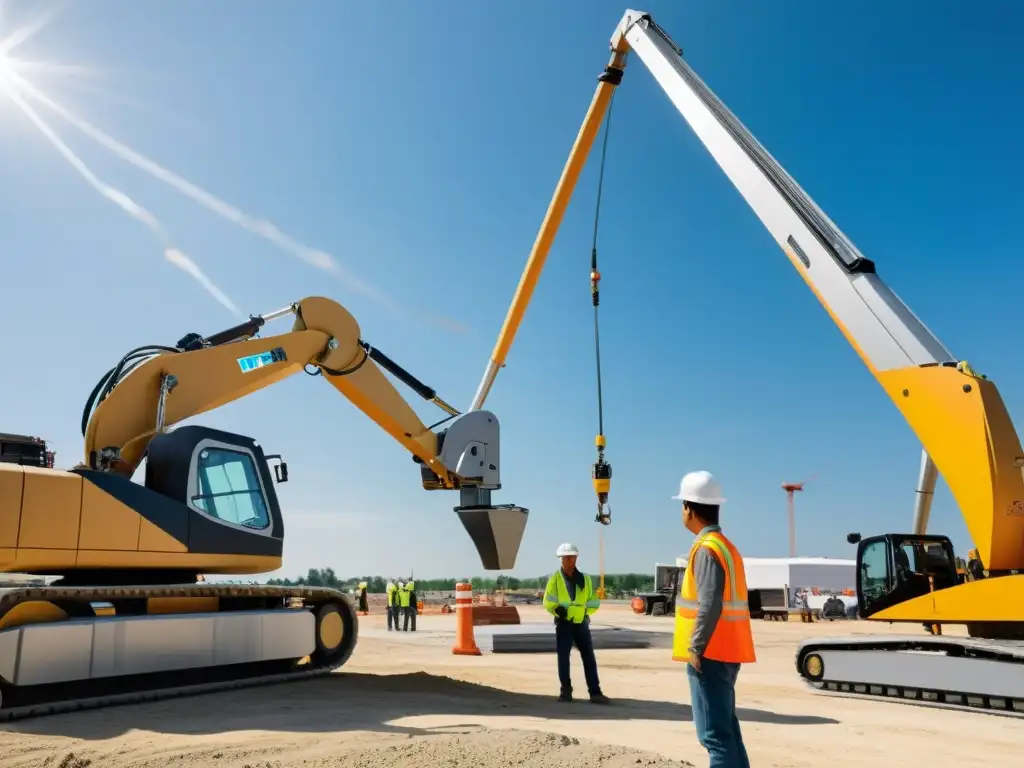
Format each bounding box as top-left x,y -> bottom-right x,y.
403,578 -> 418,632
357,581 -> 369,614
967,548 -> 985,581
672,470 -> 755,768
797,588 -> 812,623
385,579 -> 398,631
397,579 -> 412,631
543,542 -> 610,704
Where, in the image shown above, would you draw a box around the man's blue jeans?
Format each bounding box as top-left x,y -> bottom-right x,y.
686,657 -> 750,768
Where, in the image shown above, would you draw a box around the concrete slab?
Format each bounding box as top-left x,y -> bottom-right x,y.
485,623 -> 665,654
356,619 -> 671,654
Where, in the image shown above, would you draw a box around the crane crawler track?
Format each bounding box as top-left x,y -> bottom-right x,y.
0,583 -> 359,722
796,635 -> 1024,717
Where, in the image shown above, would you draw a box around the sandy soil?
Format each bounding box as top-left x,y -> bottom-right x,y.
0,606 -> 1020,768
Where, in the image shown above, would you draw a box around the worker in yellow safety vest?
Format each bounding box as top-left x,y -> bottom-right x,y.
403,579 -> 417,632
386,580 -> 399,631
543,542 -> 610,704
397,579 -> 412,631
672,470 -> 755,768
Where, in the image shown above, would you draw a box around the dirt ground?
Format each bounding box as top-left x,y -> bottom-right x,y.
0,605 -> 1020,768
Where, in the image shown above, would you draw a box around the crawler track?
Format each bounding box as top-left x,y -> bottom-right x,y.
796,635 -> 1024,717
0,583 -> 358,722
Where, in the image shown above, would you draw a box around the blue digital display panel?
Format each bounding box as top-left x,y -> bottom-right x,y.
237,346 -> 287,373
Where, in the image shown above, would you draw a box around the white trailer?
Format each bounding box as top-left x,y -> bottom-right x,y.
745,557 -> 857,618
639,555 -> 858,619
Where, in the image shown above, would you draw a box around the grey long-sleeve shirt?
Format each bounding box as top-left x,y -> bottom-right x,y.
687,526 -> 726,658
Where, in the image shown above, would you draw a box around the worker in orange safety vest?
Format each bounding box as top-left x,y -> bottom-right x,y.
671,470 -> 755,768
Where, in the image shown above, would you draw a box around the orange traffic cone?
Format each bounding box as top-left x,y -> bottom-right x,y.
451,582 -> 481,656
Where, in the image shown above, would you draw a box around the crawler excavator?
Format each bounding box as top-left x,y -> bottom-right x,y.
468,10 -> 1024,715
0,297 -> 527,719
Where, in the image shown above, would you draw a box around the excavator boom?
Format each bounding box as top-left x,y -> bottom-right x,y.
77,295 -> 526,572
87,298 -> 447,485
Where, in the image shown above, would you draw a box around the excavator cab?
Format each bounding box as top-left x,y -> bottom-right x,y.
49,423 -> 295,584
143,424 -> 287,542
855,533 -> 959,619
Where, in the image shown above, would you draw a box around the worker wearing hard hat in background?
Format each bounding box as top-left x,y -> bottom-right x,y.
385,579 -> 398,631
543,542 -> 610,704
403,578 -> 418,632
673,470 -> 755,768
397,579 -> 412,630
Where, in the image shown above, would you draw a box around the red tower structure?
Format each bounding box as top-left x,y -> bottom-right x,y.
781,482 -> 804,558
781,475 -> 815,558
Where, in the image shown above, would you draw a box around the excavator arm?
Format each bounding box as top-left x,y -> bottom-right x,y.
84,298 -> 444,480
81,296 -> 526,569
472,9 -> 1024,571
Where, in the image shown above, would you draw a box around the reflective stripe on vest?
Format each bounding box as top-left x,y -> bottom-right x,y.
672,531 -> 756,664
543,570 -> 599,623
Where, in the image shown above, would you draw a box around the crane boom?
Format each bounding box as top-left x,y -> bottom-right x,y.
476,9 -> 1024,572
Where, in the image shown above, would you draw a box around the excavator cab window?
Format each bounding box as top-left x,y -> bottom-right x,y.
856,534 -> 958,618
191,447 -> 271,530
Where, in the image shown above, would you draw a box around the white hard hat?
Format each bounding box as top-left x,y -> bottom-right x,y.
556,542 -> 580,557
672,470 -> 726,505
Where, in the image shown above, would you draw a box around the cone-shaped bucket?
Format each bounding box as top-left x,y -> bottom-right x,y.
455,504 -> 529,570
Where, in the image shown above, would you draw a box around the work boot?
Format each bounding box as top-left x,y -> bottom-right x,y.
558,689 -> 573,702
589,693 -> 610,704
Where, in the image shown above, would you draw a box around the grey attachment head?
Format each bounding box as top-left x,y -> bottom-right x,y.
439,410 -> 501,489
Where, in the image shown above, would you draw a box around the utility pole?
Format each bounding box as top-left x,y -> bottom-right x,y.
781,483 -> 803,558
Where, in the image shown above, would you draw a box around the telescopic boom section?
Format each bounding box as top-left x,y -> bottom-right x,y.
467,40 -> 630,413
474,8 -> 1024,570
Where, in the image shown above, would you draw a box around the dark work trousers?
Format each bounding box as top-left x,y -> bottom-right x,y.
686,658 -> 750,768
555,619 -> 601,695
387,602 -> 398,630
404,593 -> 417,631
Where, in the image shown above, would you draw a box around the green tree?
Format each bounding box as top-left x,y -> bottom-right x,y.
264,569 -> 656,593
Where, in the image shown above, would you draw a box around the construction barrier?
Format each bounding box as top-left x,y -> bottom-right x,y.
451,583 -> 481,656
472,605 -> 521,626
630,597 -> 646,614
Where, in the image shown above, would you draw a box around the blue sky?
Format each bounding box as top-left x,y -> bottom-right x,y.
2,0 -> 1023,580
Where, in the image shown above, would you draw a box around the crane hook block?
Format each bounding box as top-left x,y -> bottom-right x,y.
592,459 -> 612,502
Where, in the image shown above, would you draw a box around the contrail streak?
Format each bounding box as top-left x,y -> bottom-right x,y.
0,0 -> 66,56
12,73 -> 467,332
4,82 -> 241,316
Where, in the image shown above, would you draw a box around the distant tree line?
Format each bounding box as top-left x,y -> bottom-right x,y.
265,567 -> 656,594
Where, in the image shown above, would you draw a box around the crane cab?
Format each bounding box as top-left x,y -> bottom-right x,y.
854,533 -> 960,619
